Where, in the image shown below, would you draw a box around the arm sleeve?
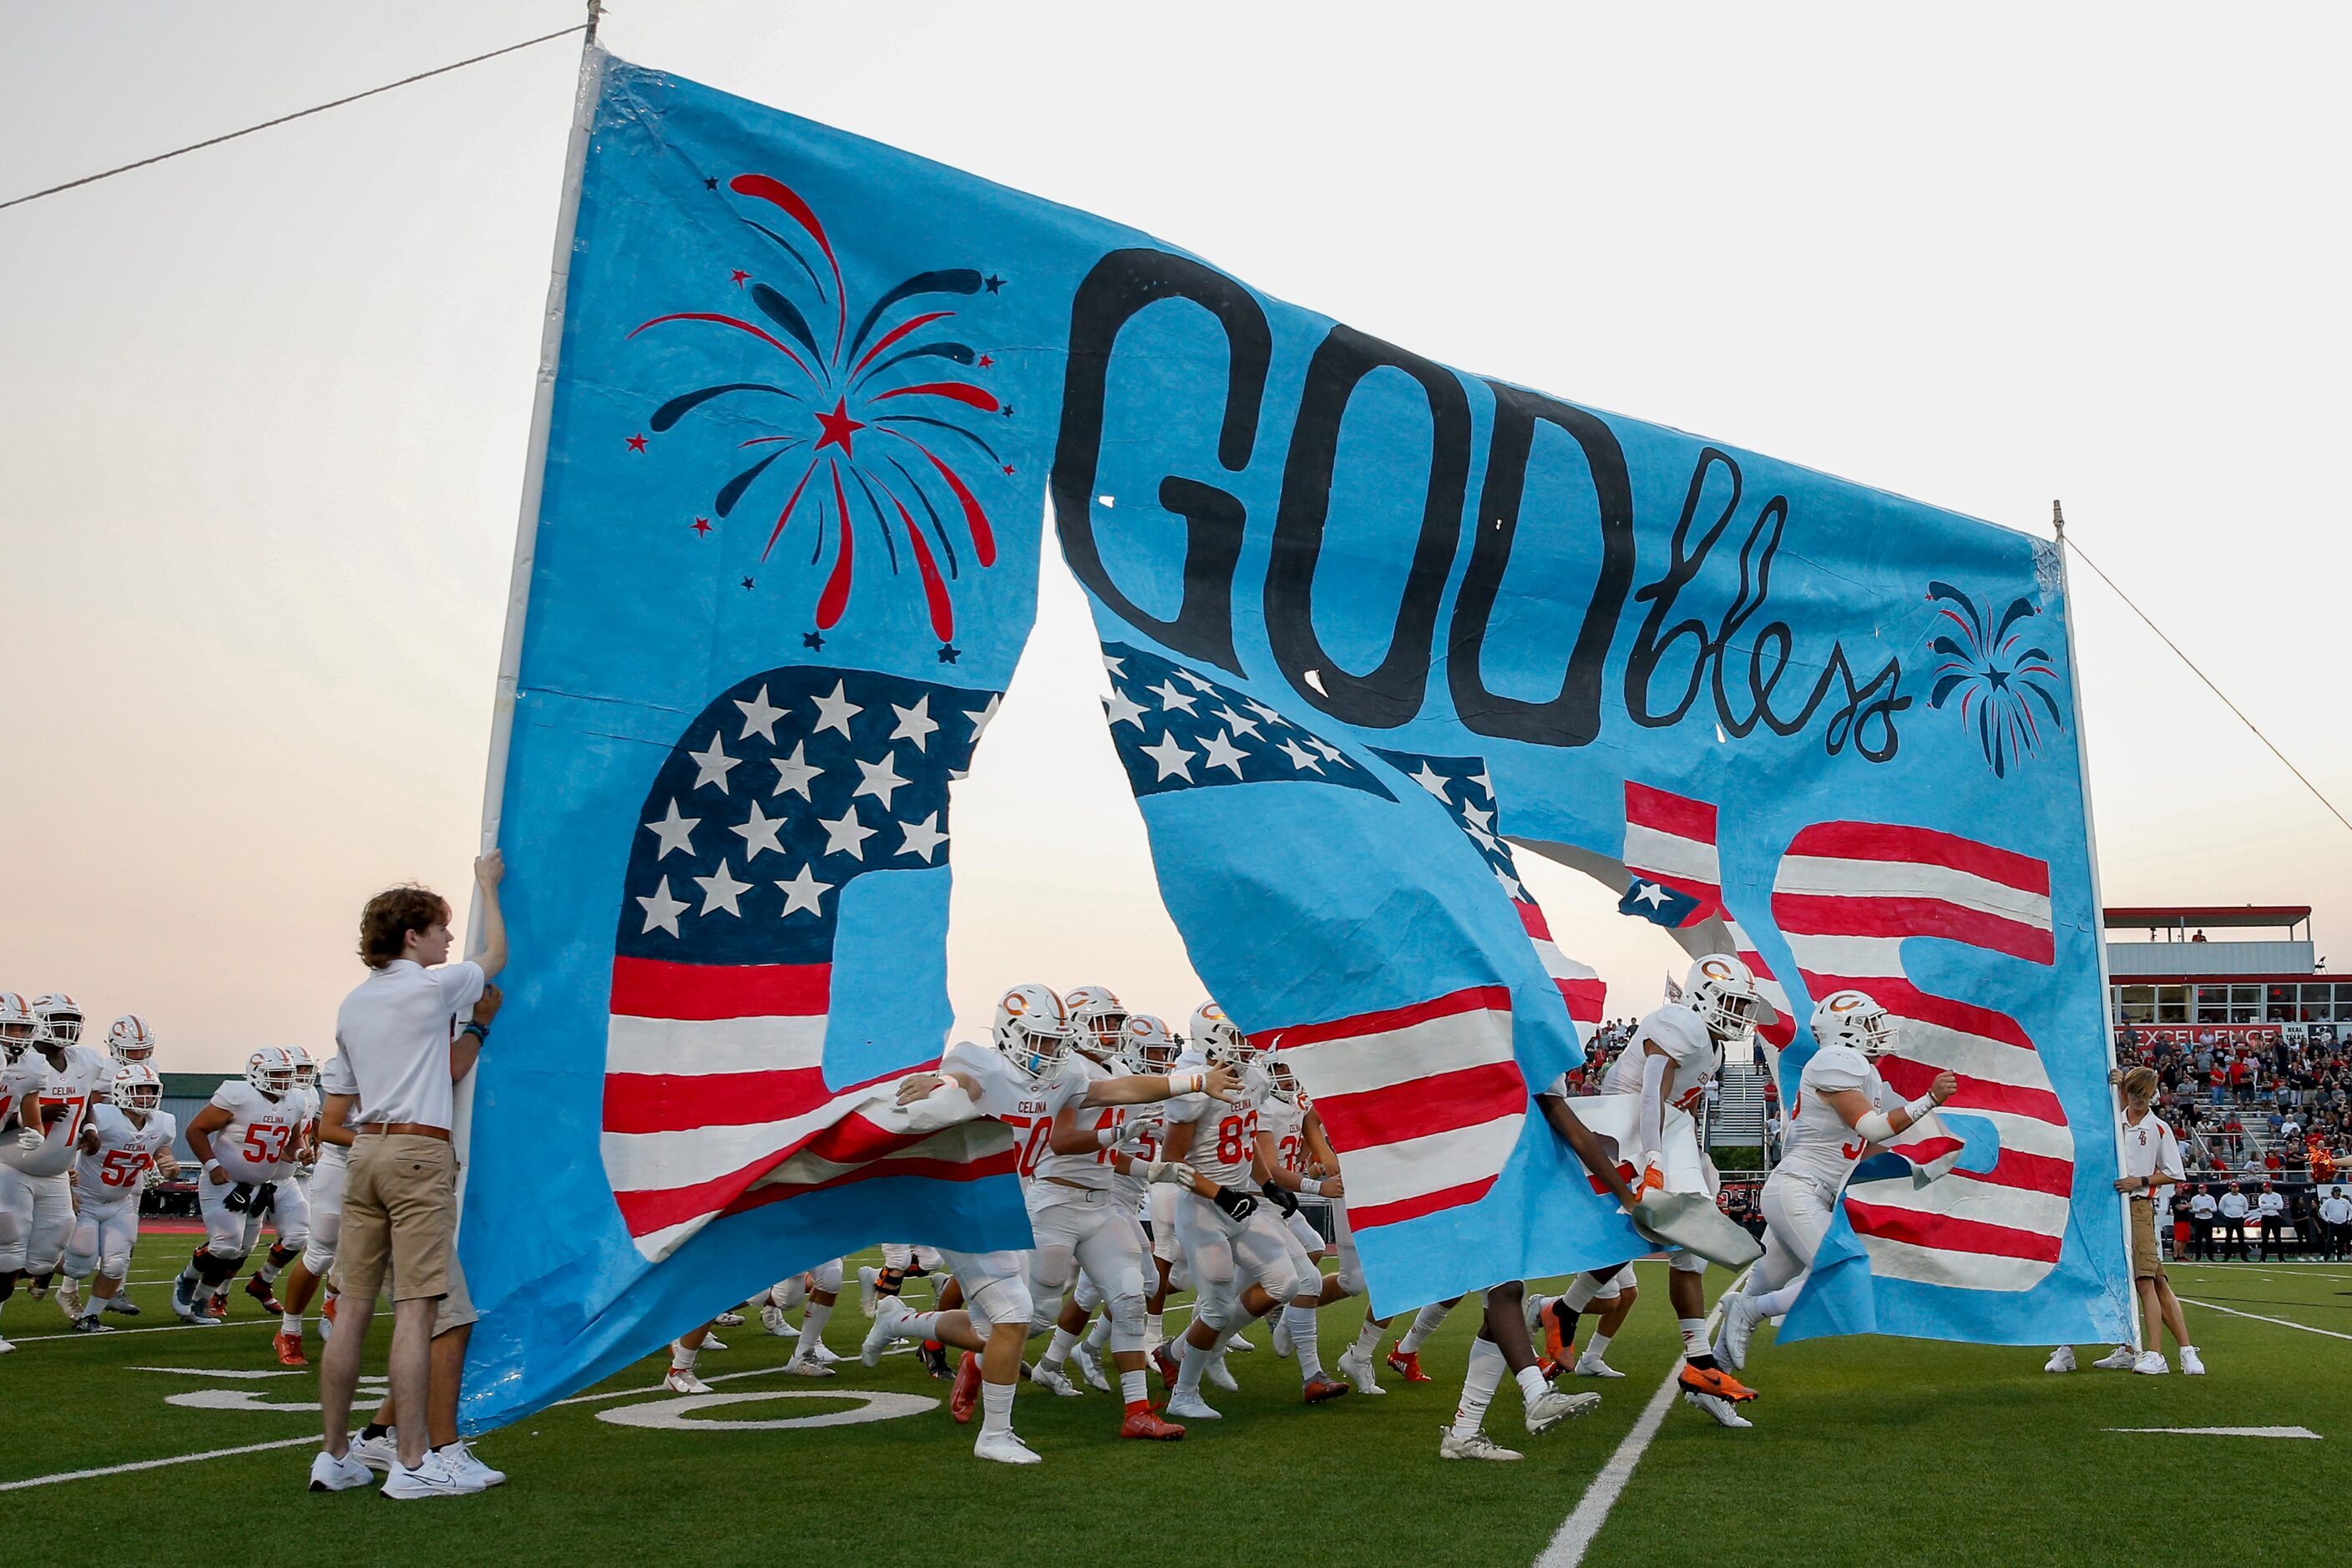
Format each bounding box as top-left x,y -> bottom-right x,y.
1636,1050 -> 1668,1161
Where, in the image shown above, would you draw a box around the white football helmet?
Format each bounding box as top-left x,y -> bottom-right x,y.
1189,1001 -> 1245,1065
0,992 -> 35,1056
1682,955 -> 1763,1043
106,1014 -> 157,1064
1266,1056 -> 1301,1098
993,984 -> 1075,1080
286,1044 -> 318,1090
110,1061 -> 164,1115
1063,986 -> 1128,1062
32,993 -> 83,1049
1119,1013 -> 1181,1075
1811,989 -> 1897,1059
245,1046 -> 298,1098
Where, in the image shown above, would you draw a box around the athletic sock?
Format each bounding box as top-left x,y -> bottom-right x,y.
1040,1326 -> 1080,1372
1352,1318 -> 1383,1359
1451,1337 -> 1505,1436
899,1310 -> 941,1342
1515,1363 -> 1550,1403
1747,1282 -> 1801,1320
1176,1333 -> 1216,1395
281,1312 -> 302,1336
670,1341 -> 699,1372
1399,1299 -> 1450,1353
1120,1368 -> 1148,1404
1285,1302 -> 1323,1381
1680,1318 -> 1715,1368
1583,1330 -> 1615,1362
259,1244 -> 296,1284
979,1380 -> 1014,1435
1144,1310 -> 1163,1348
798,1297 -> 834,1353
1085,1314 -> 1112,1353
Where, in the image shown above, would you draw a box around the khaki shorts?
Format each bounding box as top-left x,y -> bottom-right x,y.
335,1134 -> 455,1304
2130,1196 -> 2167,1282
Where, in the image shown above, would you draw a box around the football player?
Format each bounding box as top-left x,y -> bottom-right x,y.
1715,990 -> 1955,1375
2,994 -> 110,1328
0,993 -> 48,1352
173,1046 -> 308,1326
1439,1283 -> 1600,1460
240,1045 -> 322,1323
1253,1054 -> 1352,1396
868,984 -> 1234,1461
761,1261 -> 844,1375
271,1045 -> 358,1364
63,1062 -> 179,1329
104,1014 -> 158,1065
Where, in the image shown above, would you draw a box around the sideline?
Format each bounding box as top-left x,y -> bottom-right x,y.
2176,1296 -> 2352,1344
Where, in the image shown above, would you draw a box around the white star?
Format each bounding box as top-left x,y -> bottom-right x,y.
1245,699 -> 1289,730
1468,823 -> 1503,854
1199,729 -> 1248,778
1174,667 -> 1218,692
1277,738 -> 1323,772
964,694 -> 1001,745
898,812 -> 948,862
1633,881 -> 1670,909
1310,736 -> 1347,764
811,680 -> 862,739
734,685 -> 786,742
1461,801 -> 1495,832
890,695 -> 938,751
693,859 -> 752,917
687,732 -> 741,793
1471,768 -> 1494,798
729,799 -> 787,861
641,799 -> 700,859
770,741 -> 822,800
1493,865 -> 1524,901
1101,653 -> 1127,680
1103,689 -> 1147,730
775,864 -> 832,918
1147,679 -> 1199,715
1213,705 -> 1270,742
853,753 -> 910,811
820,804 -> 877,859
1141,731 -> 1196,781
635,876 -> 688,938
1409,762 -> 1453,802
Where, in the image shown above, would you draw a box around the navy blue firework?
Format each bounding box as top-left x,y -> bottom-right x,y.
1925,582 -> 2064,778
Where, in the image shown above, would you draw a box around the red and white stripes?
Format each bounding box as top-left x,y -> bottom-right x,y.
1622,782 -> 1797,1047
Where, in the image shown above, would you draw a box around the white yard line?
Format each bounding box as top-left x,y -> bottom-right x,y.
2177,1296 -> 2352,1343
8,1318 -> 275,1346
2106,1425 -> 2320,1439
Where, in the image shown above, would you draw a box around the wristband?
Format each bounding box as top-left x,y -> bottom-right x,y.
1169,1071 -> 1204,1095
1903,1094 -> 1935,1122
1300,1177 -> 1323,1196
203,1158 -> 222,1174
461,1021 -> 489,1041
1096,1125 -> 1120,1149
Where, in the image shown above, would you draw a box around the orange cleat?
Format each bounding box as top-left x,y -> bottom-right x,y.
1536,1357 -> 1562,1381
1302,1375 -> 1350,1404
1153,1343 -> 1181,1387
949,1351 -> 982,1424
1540,1300 -> 1575,1367
1678,1363 -> 1758,1403
1120,1402 -> 1186,1440
245,1275 -> 285,1315
1386,1348 -> 1433,1383
205,1292 -> 229,1322
273,1332 -> 308,1368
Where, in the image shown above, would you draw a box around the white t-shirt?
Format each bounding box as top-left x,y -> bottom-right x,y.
1778,1043 -> 1887,1191
74,1104 -> 177,1202
2257,1190 -> 2285,1217
0,1044 -> 112,1178
331,959 -> 484,1130
2188,1191 -> 2218,1219
208,1080 -> 303,1184
2319,1193 -> 2352,1226
2218,1191 -> 2249,1219
2117,1110 -> 2183,1186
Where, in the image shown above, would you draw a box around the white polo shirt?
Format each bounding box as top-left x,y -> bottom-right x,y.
2117,1109 -> 2183,1187
331,959 -> 484,1130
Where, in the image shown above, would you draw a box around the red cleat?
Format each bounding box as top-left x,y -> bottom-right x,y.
1536,1357 -> 1563,1381
949,1351 -> 982,1424
1153,1343 -> 1181,1386
205,1292 -> 229,1322
272,1332 -> 308,1368
1120,1401 -> 1186,1440
245,1275 -> 285,1315
1678,1363 -> 1758,1403
1386,1348 -> 1433,1383
1302,1375 -> 1350,1404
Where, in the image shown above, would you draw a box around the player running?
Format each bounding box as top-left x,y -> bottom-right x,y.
173,1046 -> 308,1326
62,1062 -> 180,1329
2,994 -> 110,1330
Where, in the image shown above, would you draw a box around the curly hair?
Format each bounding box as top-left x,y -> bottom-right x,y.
357,884 -> 452,969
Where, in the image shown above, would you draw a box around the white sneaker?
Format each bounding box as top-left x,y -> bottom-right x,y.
700,1333 -> 727,1352
1717,1292 -> 1763,1371
2181,1345 -> 2206,1376
345,1431 -> 399,1472
972,1428 -> 1042,1465
1523,1291 -> 1552,1333
862,1296 -> 913,1367
1335,1345 -> 1387,1394
1525,1387 -> 1601,1434
57,1277 -> 85,1320
2132,1351 -> 2169,1375
2043,1345 -> 2076,1373
2092,1344 -> 2138,1371
307,1449 -> 374,1492
1272,1315 -> 1294,1358
1439,1428 -> 1522,1461
665,1366 -> 712,1394
1685,1389 -> 1753,1428
858,1265 -> 880,1317
1206,1353 -> 1237,1392
760,1303 -> 797,1338
1070,1342 -> 1111,1393
1031,1362 -> 1084,1397
1574,1353 -> 1626,1378
1166,1389 -> 1222,1420
439,1442 -> 506,1488
782,1353 -> 837,1378
382,1451 -> 479,1500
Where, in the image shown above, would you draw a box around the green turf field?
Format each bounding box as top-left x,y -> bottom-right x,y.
5,1238 -> 2348,1565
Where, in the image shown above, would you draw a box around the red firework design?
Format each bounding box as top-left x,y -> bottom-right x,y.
630,173 -> 1009,658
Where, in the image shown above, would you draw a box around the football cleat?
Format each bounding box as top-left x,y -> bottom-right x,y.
949,1353 -> 983,1424
1152,1343 -> 1181,1387
1525,1387 -> 1601,1434
1070,1341 -> 1111,1393
916,1342 -> 952,1379
2043,1344 -> 2076,1373
2092,1344 -> 2138,1371
245,1275 -> 285,1315
1573,1352 -> 1626,1379
700,1333 -> 727,1351
1031,1363 -> 1084,1397
1224,1333 -> 1257,1353
760,1303 -> 797,1338
1206,1353 -> 1238,1393
1120,1403 -> 1186,1440
712,1310 -> 745,1328
103,1295 -> 140,1316
1165,1388 -> 1222,1420
71,1313 -> 114,1334
1335,1345 -> 1388,1395
1535,1358 -> 1562,1380
273,1332 -> 308,1367
664,1366 -> 712,1395
56,1276 -> 85,1320
205,1292 -> 228,1322
320,1293 -> 337,1335
804,1341 -> 842,1365
1717,1291 -> 1763,1371
862,1296 -> 913,1367
1439,1428 -> 1522,1461
1677,1363 -> 1758,1403
781,1354 -> 836,1378
1685,1389 -> 1753,1428
1387,1348 -> 1433,1383
1540,1299 -> 1575,1366
0,1335 -> 12,1353
1302,1375 -> 1350,1404
972,1429 -> 1042,1465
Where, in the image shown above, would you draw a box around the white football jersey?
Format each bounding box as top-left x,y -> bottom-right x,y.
941,1039 -> 1089,1181
1776,1042 -> 1886,1190
1170,1051 -> 1269,1188
1257,1091 -> 1313,1176
0,1057 -> 44,1133
1601,1004 -> 1720,1114
207,1080 -> 303,1184
1029,1052 -> 1124,1192
73,1103 -> 177,1201
0,1044 -> 112,1177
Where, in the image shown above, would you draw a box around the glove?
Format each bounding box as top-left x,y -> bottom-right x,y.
15,1126 -> 42,1152
223,1183 -> 253,1214
1260,1179 -> 1300,1217
252,1182 -> 279,1216
1638,1156 -> 1668,1196
1145,1160 -> 1197,1186
1211,1185 -> 1259,1222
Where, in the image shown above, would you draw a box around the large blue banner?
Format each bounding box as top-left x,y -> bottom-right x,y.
463,50 -> 2128,1429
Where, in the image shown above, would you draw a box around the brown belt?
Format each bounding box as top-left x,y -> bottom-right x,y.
358,1122 -> 450,1141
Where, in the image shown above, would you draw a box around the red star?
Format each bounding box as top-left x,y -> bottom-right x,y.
1001,464 -> 1016,476
812,397 -> 866,457
625,432 -> 648,453
729,270 -> 750,287
690,517 -> 711,536
978,354 -> 994,368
